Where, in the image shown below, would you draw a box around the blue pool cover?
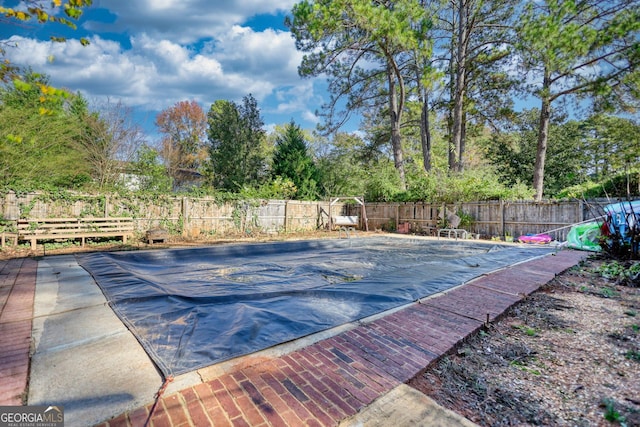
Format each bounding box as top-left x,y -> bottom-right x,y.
77,236 -> 555,376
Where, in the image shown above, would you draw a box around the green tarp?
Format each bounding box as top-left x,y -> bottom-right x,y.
567,222 -> 602,252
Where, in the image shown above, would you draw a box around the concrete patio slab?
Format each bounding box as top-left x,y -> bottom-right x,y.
338,384 -> 479,427
29,331 -> 162,427
28,255 -> 163,427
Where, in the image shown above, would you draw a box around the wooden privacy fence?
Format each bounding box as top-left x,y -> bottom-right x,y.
356,200 -> 610,240
0,192 -> 338,238
0,192 -> 613,242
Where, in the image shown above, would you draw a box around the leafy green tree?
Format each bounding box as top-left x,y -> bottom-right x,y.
316,132 -> 368,197
0,0 -> 92,48
516,0 -> 640,200
271,121 -> 321,200
555,114 -> 640,199
1,1 -> 93,111
363,159 -> 404,201
1,67 -> 69,113
581,114 -> 640,182
206,94 -> 267,192
0,71 -> 89,189
130,145 -> 173,193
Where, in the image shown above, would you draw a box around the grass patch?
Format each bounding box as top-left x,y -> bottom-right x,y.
509,359 -> 542,375
602,398 -> 625,424
600,286 -> 619,298
512,324 -> 538,337
625,349 -> 640,362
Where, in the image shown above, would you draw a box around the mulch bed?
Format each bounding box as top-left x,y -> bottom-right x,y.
408,256 -> 640,426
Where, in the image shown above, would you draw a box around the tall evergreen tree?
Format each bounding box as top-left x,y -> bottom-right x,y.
272,121 -> 321,200
428,0 -> 519,172
206,94 -> 267,192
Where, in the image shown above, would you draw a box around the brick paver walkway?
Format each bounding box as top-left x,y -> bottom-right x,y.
0,258 -> 38,405
0,250 -> 587,425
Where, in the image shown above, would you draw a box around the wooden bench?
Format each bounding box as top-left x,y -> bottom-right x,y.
1,232 -> 17,248
15,217 -> 134,250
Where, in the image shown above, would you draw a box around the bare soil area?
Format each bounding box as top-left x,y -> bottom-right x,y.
409,256 -> 640,426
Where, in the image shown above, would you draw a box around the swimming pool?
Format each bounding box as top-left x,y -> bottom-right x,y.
78,236 -> 554,376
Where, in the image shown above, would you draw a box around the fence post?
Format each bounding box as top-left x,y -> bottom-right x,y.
284,200 -> 289,232
395,204 -> 399,229
500,200 -> 506,238
182,197 -> 189,237
578,199 -> 584,223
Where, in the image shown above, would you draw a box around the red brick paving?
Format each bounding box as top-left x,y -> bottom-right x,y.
0,258 -> 37,406
0,249 -> 588,426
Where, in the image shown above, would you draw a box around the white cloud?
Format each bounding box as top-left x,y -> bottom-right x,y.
302,110 -> 320,124
88,0 -> 298,44
2,1 -> 327,135
214,26 -> 302,83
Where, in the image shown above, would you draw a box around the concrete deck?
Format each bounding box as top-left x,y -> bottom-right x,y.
0,245 -> 588,427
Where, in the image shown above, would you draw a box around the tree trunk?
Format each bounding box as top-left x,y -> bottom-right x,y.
414,48 -> 431,172
459,110 -> 466,170
533,70 -> 552,201
387,65 -> 406,190
420,95 -> 432,172
447,9 -> 456,171
450,0 -> 468,172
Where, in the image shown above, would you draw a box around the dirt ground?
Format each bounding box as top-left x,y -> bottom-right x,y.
409,256 -> 640,427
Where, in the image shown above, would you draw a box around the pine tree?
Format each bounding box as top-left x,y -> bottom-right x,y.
272,121 -> 321,200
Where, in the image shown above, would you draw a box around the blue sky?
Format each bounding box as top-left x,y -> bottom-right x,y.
1,0 -> 335,141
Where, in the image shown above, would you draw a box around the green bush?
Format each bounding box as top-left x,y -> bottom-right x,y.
557,169 -> 640,199
399,167 -> 534,203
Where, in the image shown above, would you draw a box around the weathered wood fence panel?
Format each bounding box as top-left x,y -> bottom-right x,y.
350,199 -> 613,239
110,195 -> 184,233
0,193 -> 349,238
363,203 -> 396,230
287,200 -> 350,232
181,197 -> 235,237
0,191 -> 621,242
